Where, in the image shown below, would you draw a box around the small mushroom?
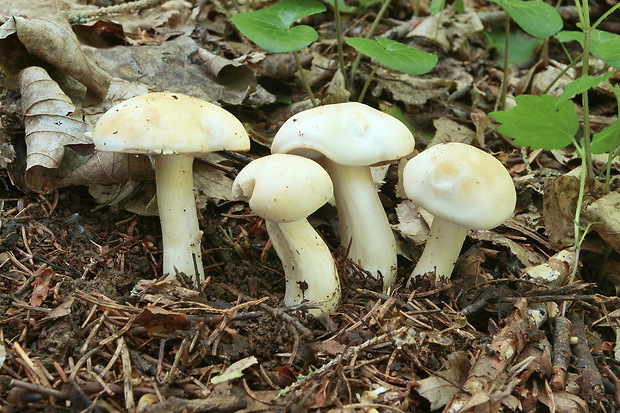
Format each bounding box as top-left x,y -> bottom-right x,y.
271,102 -> 414,289
89,92 -> 250,286
403,142 -> 516,282
232,154 -> 340,315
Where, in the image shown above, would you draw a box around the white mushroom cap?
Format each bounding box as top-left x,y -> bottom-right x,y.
271,102 -> 414,165
92,92 -> 250,154
232,154 -> 333,222
403,142 -> 516,230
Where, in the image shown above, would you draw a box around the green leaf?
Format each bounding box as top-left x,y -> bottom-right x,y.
591,30 -> 620,69
430,0 -> 446,15
556,29 -> 620,68
591,121 -> 620,154
231,0 -> 326,53
556,72 -> 613,105
482,29 -> 541,65
346,37 -> 438,75
358,0 -> 383,8
489,94 -> 578,149
323,0 -> 361,13
488,0 -> 563,39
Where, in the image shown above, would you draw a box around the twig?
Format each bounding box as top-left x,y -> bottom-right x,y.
550,315 -> 572,391
279,326 -> 409,395
568,312 -> 605,400
218,284 -> 313,337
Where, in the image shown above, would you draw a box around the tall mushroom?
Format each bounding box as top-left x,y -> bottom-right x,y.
232,154 -> 340,315
89,92 -> 250,286
403,142 -> 516,282
271,102 -> 414,289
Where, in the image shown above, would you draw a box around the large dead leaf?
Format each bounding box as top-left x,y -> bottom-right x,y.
0,16 -> 111,103
82,35 -> 274,106
18,66 -> 93,192
584,190 -> 620,253
415,351 -> 469,410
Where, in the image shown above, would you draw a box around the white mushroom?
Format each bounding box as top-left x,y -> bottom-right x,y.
403,142 -> 516,282
232,154 -> 340,315
90,92 -> 250,286
271,102 -> 414,289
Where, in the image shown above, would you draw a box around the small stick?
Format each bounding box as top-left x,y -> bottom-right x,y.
550,315 -> 572,391
568,312 -> 605,400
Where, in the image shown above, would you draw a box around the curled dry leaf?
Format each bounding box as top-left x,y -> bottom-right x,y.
1,16 -> 111,104
18,66 -> 94,192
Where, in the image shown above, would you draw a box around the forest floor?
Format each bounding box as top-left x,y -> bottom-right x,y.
1,0 -> 620,412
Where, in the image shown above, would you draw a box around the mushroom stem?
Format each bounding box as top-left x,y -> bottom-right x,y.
410,217 -> 467,283
324,159 -> 397,289
266,219 -> 340,315
154,154 -> 205,284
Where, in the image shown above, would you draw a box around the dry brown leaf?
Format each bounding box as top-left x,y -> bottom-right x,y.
41,297 -> 75,321
30,266 -> 55,306
1,16 -> 111,104
584,190 -> 620,254
428,117 -> 476,147
372,68 -> 456,106
415,351 -> 469,410
82,35 -> 274,106
543,175 -> 579,249
18,66 -> 94,192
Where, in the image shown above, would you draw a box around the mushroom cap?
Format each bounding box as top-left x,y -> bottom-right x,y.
271,102 -> 414,166
91,92 -> 250,154
232,154 -> 333,223
403,142 -> 516,230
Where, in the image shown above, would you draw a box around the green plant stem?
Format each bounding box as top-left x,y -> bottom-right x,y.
579,0 -> 594,192
592,3 -> 620,29
563,0 -> 593,315
356,63 -> 379,102
498,13 -> 511,110
541,54 -> 582,95
293,51 -> 318,107
348,0 -> 392,90
602,84 -> 620,193
333,0 -> 349,90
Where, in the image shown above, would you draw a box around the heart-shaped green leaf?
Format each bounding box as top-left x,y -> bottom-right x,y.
490,94 -> 578,149
346,37 -> 438,75
556,29 -> 620,68
488,0 -> 563,39
591,121 -> 620,154
231,0 -> 326,53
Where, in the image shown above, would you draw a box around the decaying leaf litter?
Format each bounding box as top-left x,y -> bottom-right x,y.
0,0 -> 619,411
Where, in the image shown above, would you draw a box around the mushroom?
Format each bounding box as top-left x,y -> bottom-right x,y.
89,92 -> 250,286
403,142 -> 516,282
232,153 -> 340,315
271,102 -> 414,289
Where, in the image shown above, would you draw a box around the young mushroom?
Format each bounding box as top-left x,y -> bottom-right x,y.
232,153 -> 340,315
89,92 -> 250,286
271,102 -> 414,289
403,142 -> 516,283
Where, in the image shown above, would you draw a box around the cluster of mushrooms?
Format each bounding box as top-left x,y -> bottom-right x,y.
89,92 -> 517,315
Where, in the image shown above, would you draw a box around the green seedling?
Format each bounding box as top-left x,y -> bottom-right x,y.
487,0 -> 562,39
485,0 -> 562,109
346,37 -> 438,101
231,0 -> 326,105
230,0 -> 325,53
232,0 -> 438,105
556,29 -> 620,69
490,94 -> 578,150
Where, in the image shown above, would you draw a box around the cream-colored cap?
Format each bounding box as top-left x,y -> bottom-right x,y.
91,92 -> 250,154
232,154 -> 333,223
403,142 -> 516,230
271,102 -> 414,166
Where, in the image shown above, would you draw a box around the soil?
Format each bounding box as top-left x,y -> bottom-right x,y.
1,1 -> 620,412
